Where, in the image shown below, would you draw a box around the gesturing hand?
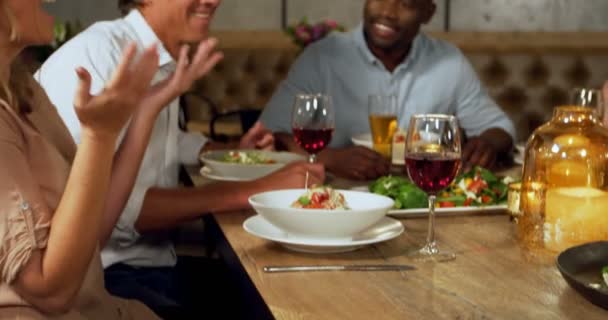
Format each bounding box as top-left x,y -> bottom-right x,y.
165,38 -> 223,96
74,43 -> 159,140
143,38 -> 224,115
239,121 -> 275,150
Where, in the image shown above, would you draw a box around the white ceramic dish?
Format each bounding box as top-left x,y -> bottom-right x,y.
200,166 -> 249,182
351,133 -> 373,149
243,215 -> 404,253
200,150 -> 304,181
514,142 -> 526,165
351,133 -> 405,165
248,189 -> 394,239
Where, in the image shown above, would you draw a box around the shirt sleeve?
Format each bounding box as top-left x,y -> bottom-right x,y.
259,44 -> 325,134
452,53 -> 517,142
178,130 -> 207,165
0,108 -> 50,284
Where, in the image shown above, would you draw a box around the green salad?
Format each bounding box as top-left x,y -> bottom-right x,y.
221,151 -> 276,164
369,176 -> 428,209
603,266 -> 608,286
369,166 -> 514,209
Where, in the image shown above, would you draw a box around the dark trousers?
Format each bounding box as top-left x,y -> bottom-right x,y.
105,256 -> 244,320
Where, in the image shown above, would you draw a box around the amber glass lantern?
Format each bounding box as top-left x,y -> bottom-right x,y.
519,106 -> 608,252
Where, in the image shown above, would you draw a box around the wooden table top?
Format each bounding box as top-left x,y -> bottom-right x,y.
186,165 -> 608,320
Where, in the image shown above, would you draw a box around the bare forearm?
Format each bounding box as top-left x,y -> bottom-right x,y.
135,182 -> 257,231
479,128 -> 513,154
23,133 -> 116,302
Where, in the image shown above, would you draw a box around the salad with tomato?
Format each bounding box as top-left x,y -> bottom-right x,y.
436,166 -> 514,208
369,167 -> 514,209
292,186 -> 350,210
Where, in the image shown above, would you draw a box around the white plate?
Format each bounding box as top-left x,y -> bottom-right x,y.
514,142 -> 525,165
350,186 -> 508,218
200,150 -> 304,181
200,166 -> 251,182
351,133 -> 405,165
351,133 -> 373,149
243,215 -> 404,254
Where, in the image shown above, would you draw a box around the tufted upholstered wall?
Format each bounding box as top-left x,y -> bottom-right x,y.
184,31 -> 608,142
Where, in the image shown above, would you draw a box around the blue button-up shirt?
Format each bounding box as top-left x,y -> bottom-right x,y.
260,25 -> 516,147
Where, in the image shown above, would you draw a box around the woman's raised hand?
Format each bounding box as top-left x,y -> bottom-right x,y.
73,43 -> 159,140
166,38 -> 223,95
135,38 -> 223,116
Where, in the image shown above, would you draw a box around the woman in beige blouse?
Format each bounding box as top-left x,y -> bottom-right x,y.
0,0 -> 160,318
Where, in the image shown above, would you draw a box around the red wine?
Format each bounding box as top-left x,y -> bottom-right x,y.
293,127 -> 334,154
405,153 -> 461,194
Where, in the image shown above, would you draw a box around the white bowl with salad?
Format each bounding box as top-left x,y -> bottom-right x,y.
248,187 -> 394,239
200,150 -> 304,180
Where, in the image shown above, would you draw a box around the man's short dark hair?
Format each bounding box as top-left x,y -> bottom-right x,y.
118,0 -> 144,15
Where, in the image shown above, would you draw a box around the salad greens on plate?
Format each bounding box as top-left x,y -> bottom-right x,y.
369,166 -> 514,209
222,151 -> 276,164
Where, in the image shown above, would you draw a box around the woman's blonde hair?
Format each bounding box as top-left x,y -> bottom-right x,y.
0,1 -> 31,114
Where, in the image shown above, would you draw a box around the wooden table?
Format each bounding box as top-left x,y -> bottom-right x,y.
184,166 -> 608,320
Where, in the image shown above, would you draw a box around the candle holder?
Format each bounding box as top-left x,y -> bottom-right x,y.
520,105 -> 608,252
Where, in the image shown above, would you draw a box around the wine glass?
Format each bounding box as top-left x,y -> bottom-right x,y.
291,94 -> 335,163
405,114 -> 462,262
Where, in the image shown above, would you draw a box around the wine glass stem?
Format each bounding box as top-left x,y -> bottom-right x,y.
308,154 -> 317,163
424,195 -> 438,253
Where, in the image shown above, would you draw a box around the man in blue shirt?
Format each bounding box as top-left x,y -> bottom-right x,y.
260,0 -> 515,180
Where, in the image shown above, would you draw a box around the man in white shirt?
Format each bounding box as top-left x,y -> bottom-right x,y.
261,0 -> 516,180
36,0 -> 324,318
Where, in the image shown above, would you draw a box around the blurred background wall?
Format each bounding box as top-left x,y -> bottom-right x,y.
45,0 -> 608,31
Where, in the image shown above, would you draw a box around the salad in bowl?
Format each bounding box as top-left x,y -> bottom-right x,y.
200,150 -> 304,180
248,187 -> 393,238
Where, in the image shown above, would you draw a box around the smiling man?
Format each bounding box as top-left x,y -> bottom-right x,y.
35,0 -> 325,318
261,0 -> 516,179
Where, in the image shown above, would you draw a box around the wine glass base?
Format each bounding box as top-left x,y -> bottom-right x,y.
406,245 -> 456,263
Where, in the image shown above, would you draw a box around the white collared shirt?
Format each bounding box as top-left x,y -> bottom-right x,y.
35,10 -> 208,268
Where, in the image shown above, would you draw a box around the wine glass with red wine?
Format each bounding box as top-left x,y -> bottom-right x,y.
405,114 -> 462,262
291,94 -> 335,163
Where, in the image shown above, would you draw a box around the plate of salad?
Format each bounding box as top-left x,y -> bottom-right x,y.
200,150 -> 304,181
366,167 -> 513,217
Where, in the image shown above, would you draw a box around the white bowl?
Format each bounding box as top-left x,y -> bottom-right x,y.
200,150 -> 304,180
351,133 -> 373,149
248,189 -> 394,239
